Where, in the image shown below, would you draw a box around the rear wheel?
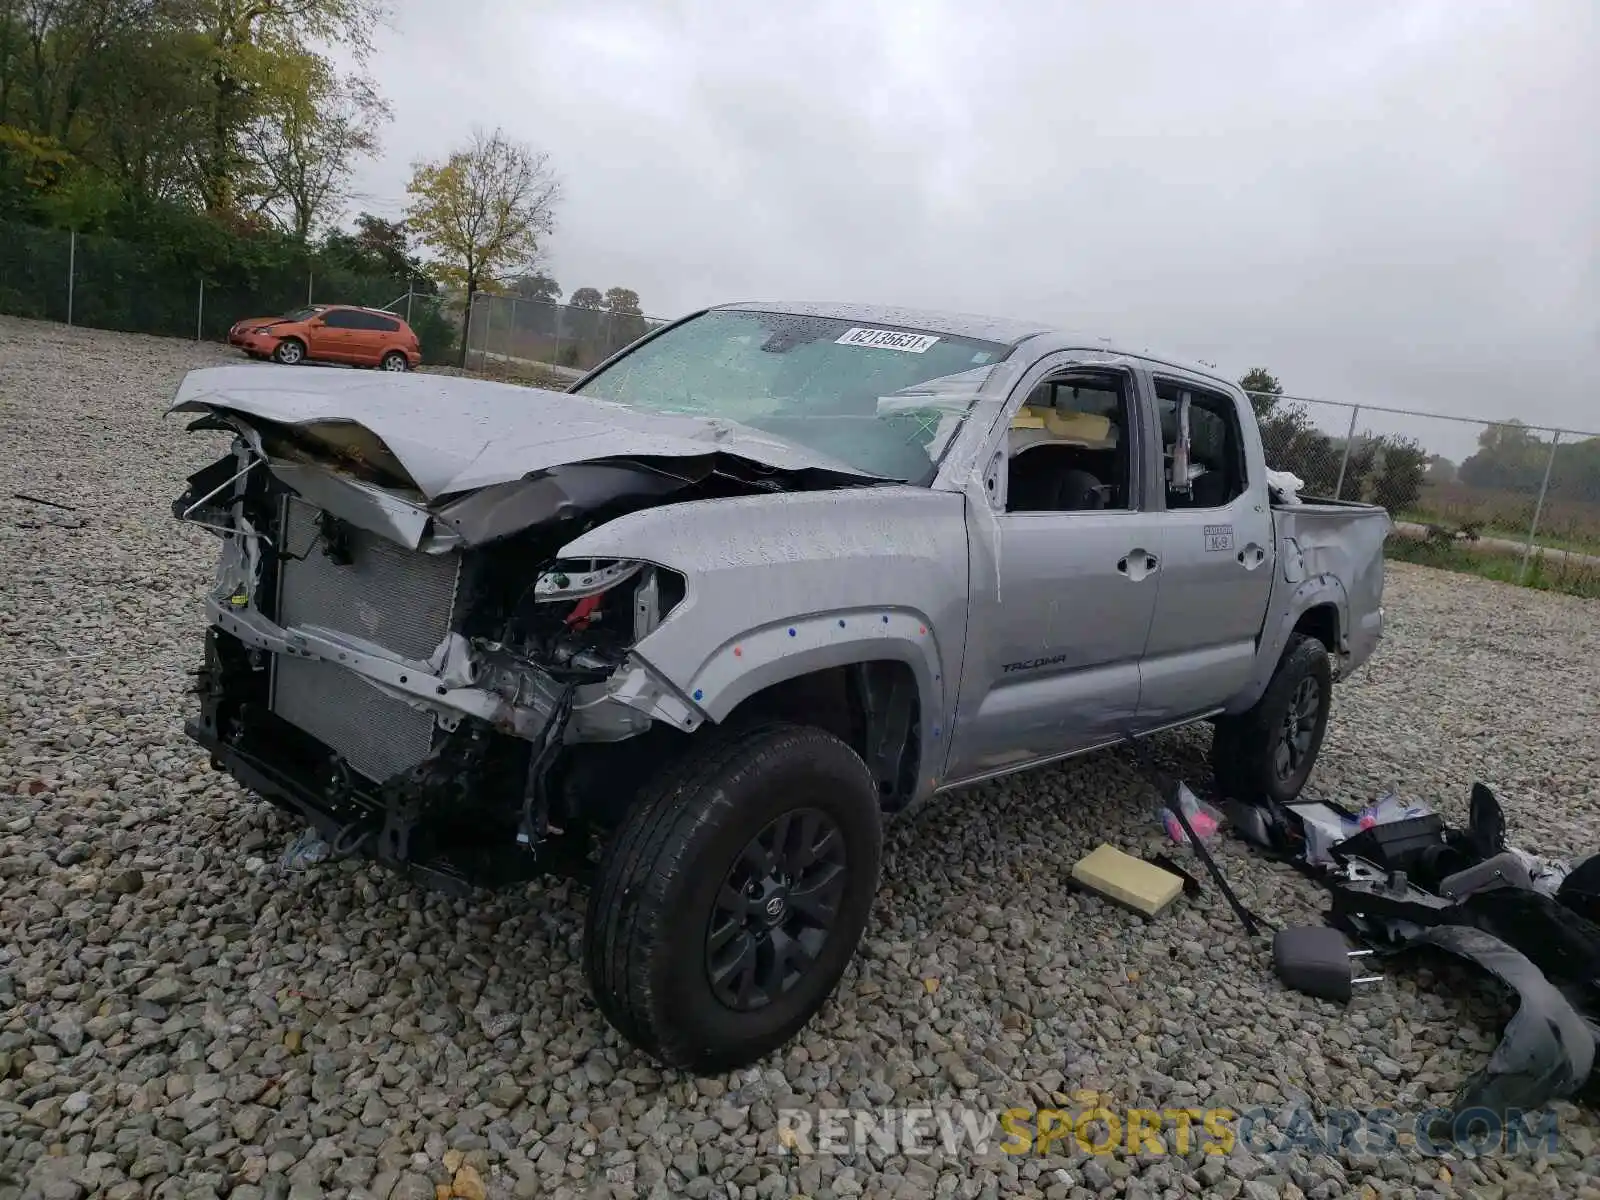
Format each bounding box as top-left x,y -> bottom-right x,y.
273,338 -> 305,366
583,723 -> 881,1072
380,351 -> 408,372
1211,633 -> 1332,806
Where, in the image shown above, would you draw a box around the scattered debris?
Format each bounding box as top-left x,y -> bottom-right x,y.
280,828 -> 331,870
11,491 -> 76,512
1272,925 -> 1382,1003
1266,469 -> 1305,504
1158,781 -> 1220,843
1071,845 -> 1186,917
1234,778 -> 1600,1113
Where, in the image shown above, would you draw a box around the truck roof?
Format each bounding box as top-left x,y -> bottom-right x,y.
712,299 -> 1238,392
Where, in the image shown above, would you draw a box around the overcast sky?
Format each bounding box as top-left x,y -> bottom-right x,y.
348,0 -> 1597,459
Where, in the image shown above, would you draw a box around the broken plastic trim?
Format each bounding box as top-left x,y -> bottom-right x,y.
1409,925 -> 1596,1115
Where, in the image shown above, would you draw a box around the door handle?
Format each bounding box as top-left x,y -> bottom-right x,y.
1236,543 -> 1267,570
1117,550 -> 1160,581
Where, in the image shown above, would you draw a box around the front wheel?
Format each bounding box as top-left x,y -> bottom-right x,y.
1212,633 -> 1332,806
272,338 -> 306,366
583,723 -> 882,1073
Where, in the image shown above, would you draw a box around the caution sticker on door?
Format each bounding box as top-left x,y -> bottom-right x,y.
1203,524 -> 1234,552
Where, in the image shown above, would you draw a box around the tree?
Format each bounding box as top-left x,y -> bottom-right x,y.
0,0 -> 389,229
1369,437 -> 1427,514
242,62 -> 388,238
603,286 -> 641,315
1425,455 -> 1458,484
511,270 -> 560,302
321,211 -> 433,289
405,126 -> 560,362
1239,367 -> 1283,420
569,286 -> 601,309
187,0 -> 386,217
1459,421 -> 1546,491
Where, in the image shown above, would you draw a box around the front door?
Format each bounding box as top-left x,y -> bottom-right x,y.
944,363 -> 1165,783
1136,375 -> 1277,725
309,311 -> 359,362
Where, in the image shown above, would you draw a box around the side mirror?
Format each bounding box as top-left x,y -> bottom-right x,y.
1168,392 -> 1193,495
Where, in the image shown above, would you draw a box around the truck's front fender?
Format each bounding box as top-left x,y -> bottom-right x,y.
558,487 -> 971,792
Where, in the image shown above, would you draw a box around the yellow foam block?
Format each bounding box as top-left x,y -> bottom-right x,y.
1070,844 -> 1185,917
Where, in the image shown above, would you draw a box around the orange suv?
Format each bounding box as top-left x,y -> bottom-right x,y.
228,304 -> 421,371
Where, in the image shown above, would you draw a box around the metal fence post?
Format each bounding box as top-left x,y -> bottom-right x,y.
66,230 -> 76,326
405,284 -> 413,323
461,291 -> 476,369
307,272 -> 314,305
196,279 -> 205,341
1518,432 -> 1561,584
1333,405 -> 1360,499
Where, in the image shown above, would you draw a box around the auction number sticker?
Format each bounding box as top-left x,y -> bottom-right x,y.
1204,524 -> 1235,552
835,327 -> 941,353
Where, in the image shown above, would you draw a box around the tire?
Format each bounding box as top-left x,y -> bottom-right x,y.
1211,633 -> 1333,806
273,338 -> 306,366
584,722 -> 882,1072
380,351 -> 408,372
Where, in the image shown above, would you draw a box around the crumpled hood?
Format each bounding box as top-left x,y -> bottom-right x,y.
169,364 -> 880,500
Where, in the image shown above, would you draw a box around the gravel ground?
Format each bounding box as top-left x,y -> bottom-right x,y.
3,313 -> 1600,1200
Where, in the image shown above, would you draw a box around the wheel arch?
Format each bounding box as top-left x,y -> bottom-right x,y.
720,658 -> 926,814
678,615 -> 945,813
1231,577 -> 1349,714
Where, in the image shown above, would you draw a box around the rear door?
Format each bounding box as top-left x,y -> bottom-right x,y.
1135,374 -> 1277,725
943,357 -> 1167,783
351,311 -> 401,364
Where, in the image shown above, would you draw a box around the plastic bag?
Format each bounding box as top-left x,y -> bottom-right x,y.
1352,793 -> 1433,831
1160,782 -> 1222,844
280,827 -> 331,870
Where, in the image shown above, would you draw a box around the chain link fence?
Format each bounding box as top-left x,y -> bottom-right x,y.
0,220 -> 460,363
1247,389 -> 1600,593
463,291 -> 668,381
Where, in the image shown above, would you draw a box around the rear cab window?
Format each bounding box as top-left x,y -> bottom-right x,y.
1154,377 -> 1249,509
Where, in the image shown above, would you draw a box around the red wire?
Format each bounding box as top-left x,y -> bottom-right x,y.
566,593 -> 603,629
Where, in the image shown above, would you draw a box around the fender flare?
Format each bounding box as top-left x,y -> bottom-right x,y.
1233,575 -> 1349,713
659,606 -> 946,729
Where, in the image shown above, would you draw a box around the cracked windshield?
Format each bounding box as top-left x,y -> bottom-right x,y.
572,309 -> 1007,480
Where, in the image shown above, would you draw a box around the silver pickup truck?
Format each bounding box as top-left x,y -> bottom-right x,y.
170,301 -> 1388,1071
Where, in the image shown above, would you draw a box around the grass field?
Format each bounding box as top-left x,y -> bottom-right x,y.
1386,530 -> 1600,599
1402,480 -> 1600,554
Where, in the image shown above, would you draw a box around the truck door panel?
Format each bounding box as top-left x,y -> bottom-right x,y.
945,362 -> 1163,781
1137,378 -> 1276,724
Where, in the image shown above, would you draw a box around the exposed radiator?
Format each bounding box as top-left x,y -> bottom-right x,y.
269,497 -> 461,782
271,654 -> 438,784
275,497 -> 460,659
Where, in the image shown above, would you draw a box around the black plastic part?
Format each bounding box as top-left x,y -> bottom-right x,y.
1409,925 -> 1595,1115
1274,925 -> 1358,1002
1330,814 -> 1446,872
1166,783 -> 1269,936
184,716 -> 580,895
1467,782 -> 1508,860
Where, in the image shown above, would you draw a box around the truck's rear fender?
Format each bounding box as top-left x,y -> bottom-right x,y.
1232,575 -> 1349,715
1232,503 -> 1389,711
558,487 -> 970,804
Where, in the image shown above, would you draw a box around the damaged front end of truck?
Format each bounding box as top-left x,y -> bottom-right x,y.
169,366 -> 883,894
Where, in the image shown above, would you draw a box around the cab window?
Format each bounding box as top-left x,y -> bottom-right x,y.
1004,371 -> 1133,513
1155,380 -> 1247,509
